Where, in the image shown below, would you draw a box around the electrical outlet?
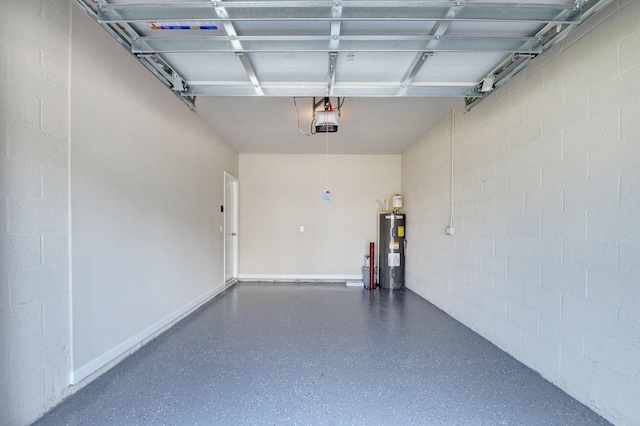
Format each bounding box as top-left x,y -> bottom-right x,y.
300,226 -> 304,232
446,226 -> 454,235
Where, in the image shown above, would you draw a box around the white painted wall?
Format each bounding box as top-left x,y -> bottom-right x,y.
0,1 -> 241,423
402,1 -> 640,424
70,8 -> 238,384
0,1 -> 72,425
239,154 -> 400,280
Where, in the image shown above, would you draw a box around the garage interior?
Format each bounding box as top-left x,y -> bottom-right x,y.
0,0 -> 638,425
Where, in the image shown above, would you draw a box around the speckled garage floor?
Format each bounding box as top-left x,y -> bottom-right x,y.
35,282 -> 610,425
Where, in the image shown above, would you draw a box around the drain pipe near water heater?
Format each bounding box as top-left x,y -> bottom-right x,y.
372,199 -> 386,290
369,242 -> 375,291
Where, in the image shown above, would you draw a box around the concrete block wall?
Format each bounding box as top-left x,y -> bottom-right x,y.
402,1 -> 639,424
0,1 -> 72,425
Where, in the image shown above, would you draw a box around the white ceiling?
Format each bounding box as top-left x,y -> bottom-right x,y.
74,0 -> 613,154
195,96 -> 460,154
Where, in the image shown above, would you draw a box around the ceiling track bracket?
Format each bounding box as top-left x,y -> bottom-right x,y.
235,52 -> 264,95
465,0 -> 614,112
397,51 -> 433,95
74,0 -> 196,110
327,52 -> 338,96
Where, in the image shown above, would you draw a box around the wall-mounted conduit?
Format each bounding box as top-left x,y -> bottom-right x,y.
447,108 -> 455,235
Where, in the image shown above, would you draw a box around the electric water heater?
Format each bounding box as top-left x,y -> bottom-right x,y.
378,213 -> 406,290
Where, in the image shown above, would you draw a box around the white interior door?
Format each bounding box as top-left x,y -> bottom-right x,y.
224,172 -> 238,283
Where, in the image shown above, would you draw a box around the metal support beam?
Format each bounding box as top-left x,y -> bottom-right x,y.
183,82 -> 480,97
327,52 -> 338,95
329,1 -> 343,50
395,4 -> 455,96
236,53 -> 263,95
98,2 -> 583,23
397,52 -> 432,95
131,35 -> 542,54
213,2 -> 264,95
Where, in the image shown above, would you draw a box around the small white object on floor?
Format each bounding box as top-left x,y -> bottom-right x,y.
345,281 -> 364,287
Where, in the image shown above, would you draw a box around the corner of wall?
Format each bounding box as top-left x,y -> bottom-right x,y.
0,1 -> 73,424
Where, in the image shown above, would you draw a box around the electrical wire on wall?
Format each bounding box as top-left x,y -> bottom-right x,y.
447,107 -> 455,235
293,97 -> 314,136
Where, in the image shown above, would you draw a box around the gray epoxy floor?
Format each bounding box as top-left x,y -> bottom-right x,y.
35,282 -> 610,425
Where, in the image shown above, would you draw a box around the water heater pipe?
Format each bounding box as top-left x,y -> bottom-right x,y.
369,242 -> 375,290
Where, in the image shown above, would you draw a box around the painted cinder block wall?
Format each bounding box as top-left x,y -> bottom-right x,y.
402,1 -> 639,424
0,1 -> 72,425
1,1 -> 239,424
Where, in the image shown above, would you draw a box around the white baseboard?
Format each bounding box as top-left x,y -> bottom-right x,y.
238,274 -> 362,282
70,282 -> 226,386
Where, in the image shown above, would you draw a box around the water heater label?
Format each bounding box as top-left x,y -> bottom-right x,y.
398,226 -> 405,237
389,241 -> 399,250
388,253 -> 400,266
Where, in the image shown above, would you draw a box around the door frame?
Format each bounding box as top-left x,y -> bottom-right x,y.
224,171 -> 239,285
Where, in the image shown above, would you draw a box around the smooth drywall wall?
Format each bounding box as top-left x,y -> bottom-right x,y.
70,8 -> 238,383
239,154 -> 401,279
0,1 -> 72,425
402,1 -> 639,424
